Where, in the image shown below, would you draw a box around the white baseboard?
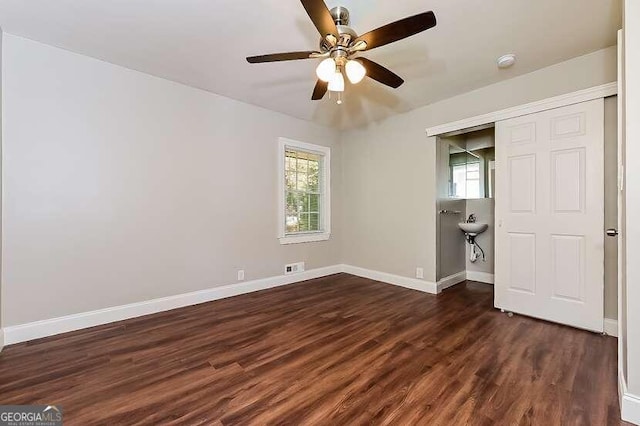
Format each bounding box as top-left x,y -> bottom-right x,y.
340,264 -> 438,294
620,372 -> 640,425
437,271 -> 467,292
604,318 -> 618,337
3,265 -> 342,345
466,271 -> 494,284
3,264 -> 440,346
1,264 -> 623,349
3,264 -> 437,345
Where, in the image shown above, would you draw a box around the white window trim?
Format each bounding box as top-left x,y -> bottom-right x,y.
277,137 -> 331,245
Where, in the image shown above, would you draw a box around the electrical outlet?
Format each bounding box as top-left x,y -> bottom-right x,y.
237,270 -> 245,281
284,262 -> 305,275
416,267 -> 424,279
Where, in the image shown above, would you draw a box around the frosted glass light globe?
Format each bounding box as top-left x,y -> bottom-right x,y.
328,70 -> 345,92
316,58 -> 337,82
345,59 -> 366,84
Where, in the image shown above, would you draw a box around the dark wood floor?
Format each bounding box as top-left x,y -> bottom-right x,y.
0,274 -> 625,425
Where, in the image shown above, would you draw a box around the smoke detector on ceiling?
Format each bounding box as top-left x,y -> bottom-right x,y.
497,54 -> 516,69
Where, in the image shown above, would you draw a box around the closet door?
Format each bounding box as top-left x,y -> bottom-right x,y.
495,99 -> 604,332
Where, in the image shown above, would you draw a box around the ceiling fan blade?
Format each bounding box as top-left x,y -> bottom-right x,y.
300,0 -> 339,38
311,79 -> 328,100
357,58 -> 404,88
246,51 -> 318,63
353,11 -> 436,51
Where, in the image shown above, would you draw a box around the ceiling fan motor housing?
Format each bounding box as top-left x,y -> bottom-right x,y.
320,7 -> 358,51
331,6 -> 350,25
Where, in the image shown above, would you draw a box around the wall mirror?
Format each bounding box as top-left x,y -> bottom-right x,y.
448,144 -> 495,199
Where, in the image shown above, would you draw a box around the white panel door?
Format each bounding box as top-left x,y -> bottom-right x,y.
495,99 -> 604,332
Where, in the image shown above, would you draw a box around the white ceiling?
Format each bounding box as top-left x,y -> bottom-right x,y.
0,0 -> 621,129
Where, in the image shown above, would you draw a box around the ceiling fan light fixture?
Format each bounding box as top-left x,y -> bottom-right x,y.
328,69 -> 345,92
246,2 -> 437,102
316,58 -> 336,82
345,59 -> 366,84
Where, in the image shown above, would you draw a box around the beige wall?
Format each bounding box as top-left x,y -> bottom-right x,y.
1,35 -> 341,326
341,127 -> 438,281
341,46 -> 616,286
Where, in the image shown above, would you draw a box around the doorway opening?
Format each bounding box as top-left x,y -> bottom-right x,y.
436,126 -> 496,289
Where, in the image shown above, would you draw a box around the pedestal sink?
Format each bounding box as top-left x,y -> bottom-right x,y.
458,222 -> 488,236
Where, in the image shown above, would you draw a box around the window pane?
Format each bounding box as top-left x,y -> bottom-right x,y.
286,171 -> 297,190
299,213 -> 310,232
467,171 -> 480,180
466,163 -> 480,172
297,151 -> 321,163
296,173 -> 308,191
309,213 -> 320,231
301,193 -> 310,213
297,158 -> 308,173
467,180 -> 480,199
309,194 -> 319,212
452,165 -> 467,198
308,171 -> 319,192
308,159 -> 320,190
285,153 -> 297,171
286,191 -> 303,215
283,147 -> 325,236
286,213 -> 300,233
308,159 -> 320,173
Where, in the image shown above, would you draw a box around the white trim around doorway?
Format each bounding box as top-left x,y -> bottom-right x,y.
426,82 -> 617,137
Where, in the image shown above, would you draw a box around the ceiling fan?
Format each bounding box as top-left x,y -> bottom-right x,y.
246,1 -> 437,104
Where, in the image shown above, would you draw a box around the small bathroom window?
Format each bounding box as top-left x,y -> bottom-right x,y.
451,161 -> 481,199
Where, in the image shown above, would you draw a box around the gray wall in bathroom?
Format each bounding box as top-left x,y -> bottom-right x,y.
436,136 -> 467,281
436,199 -> 466,280
465,199 -> 495,275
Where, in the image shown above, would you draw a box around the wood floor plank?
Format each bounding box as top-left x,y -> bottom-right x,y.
0,274 -> 628,425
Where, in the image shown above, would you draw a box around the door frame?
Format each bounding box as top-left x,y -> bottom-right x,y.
426,83 -> 616,138
616,28 -> 628,398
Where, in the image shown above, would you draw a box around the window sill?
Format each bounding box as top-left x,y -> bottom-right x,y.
279,232 -> 331,245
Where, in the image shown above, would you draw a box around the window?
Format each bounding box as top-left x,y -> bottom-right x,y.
278,138 -> 330,244
451,161 -> 481,199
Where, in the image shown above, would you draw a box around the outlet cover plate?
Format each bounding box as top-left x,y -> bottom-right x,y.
285,262 -> 305,275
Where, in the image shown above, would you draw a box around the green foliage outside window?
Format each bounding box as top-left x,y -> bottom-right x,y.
285,150 -> 322,233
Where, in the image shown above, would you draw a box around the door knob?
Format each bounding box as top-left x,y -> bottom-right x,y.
606,228 -> 619,237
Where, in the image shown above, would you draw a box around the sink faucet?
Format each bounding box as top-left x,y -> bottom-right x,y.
467,214 -> 477,223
